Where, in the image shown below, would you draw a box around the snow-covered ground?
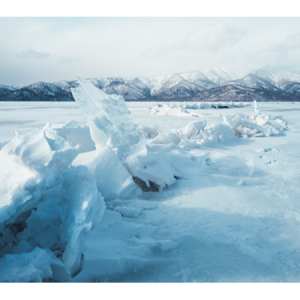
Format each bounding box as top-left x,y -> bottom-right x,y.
1,98 -> 300,282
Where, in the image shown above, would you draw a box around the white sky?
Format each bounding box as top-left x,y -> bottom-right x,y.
1,17 -> 300,86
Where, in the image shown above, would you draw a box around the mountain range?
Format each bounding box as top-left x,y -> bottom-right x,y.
1,66 -> 300,102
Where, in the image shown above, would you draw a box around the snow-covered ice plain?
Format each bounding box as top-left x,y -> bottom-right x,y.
0,83 -> 300,282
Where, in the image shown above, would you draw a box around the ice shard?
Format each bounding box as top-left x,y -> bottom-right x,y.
71,78 -> 179,190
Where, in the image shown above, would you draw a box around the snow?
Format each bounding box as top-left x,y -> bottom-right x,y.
223,100 -> 288,138
1,95 -> 300,282
149,102 -> 251,118
149,103 -> 191,117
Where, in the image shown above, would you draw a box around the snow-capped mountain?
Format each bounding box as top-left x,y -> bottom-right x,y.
226,74 -> 280,91
0,84 -> 17,97
283,82 -> 300,94
3,81 -> 74,101
103,77 -> 151,100
151,74 -> 205,99
1,66 -> 300,102
202,67 -> 232,85
179,71 -> 218,89
252,65 -> 300,88
196,83 -> 296,102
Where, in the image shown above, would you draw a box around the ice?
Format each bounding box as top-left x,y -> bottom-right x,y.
147,120 -> 237,149
125,140 -> 180,190
138,124 -> 159,138
0,247 -> 52,282
72,146 -> 140,200
150,130 -> 182,145
149,103 -> 191,117
149,101 -> 251,117
223,101 -> 288,138
1,97 -> 300,283
147,101 -> 286,146
0,80 -> 180,282
71,77 -> 141,159
177,121 -> 207,139
0,121 -> 106,278
71,78 -> 179,191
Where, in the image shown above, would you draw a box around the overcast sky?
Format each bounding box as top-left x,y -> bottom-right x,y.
1,17 -> 300,86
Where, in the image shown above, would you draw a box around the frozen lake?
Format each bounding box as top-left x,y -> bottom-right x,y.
1,101 -> 299,143
1,100 -> 300,282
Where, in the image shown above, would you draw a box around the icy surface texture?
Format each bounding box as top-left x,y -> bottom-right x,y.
149,103 -> 191,117
71,78 -> 140,159
146,101 -> 287,149
0,79 -> 181,282
177,101 -> 251,109
0,101 -> 297,283
0,99 -> 297,283
71,78 -> 179,190
0,117 -> 143,280
149,102 -> 251,117
147,120 -> 238,149
223,101 -> 288,138
125,140 -> 180,190
0,247 -> 53,282
0,121 -> 108,279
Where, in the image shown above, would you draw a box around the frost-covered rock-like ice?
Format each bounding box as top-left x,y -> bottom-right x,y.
0,247 -> 53,282
0,79 -> 183,282
71,78 -> 179,190
0,121 -> 107,279
71,78 -> 140,159
72,146 -> 140,200
177,121 -> 207,139
0,119 -> 141,281
146,101 -> 287,150
149,120 -> 238,149
125,140 -> 180,190
0,119 -> 142,281
223,100 -> 288,138
149,103 -> 191,117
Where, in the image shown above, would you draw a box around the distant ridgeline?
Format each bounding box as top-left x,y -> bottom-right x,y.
1,66 -> 300,102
